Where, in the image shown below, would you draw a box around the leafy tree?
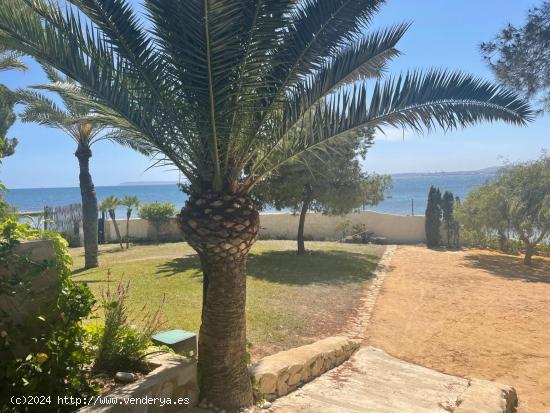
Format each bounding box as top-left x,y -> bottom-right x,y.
99,196 -> 123,249
458,155 -> 550,264
0,1 -> 532,407
120,196 -> 139,249
425,186 -> 442,248
499,155 -> 550,265
481,2 -> 550,113
456,182 -> 511,251
17,68 -> 149,268
256,133 -> 391,254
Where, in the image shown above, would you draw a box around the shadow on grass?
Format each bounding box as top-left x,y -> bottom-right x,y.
463,253 -> 550,284
247,250 -> 378,285
152,249 -> 378,285
156,256 -> 202,278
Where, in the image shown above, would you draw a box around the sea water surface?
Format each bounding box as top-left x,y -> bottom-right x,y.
6,172 -> 496,217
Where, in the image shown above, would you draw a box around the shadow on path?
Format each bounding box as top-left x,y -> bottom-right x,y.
463,252 -> 550,283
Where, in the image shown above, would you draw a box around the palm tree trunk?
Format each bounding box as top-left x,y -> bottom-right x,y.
126,210 -> 131,249
75,145 -> 98,269
297,185 -> 312,256
109,210 -> 124,249
178,192 -> 259,410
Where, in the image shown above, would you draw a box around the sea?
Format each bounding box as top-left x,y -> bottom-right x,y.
6,172 -> 497,217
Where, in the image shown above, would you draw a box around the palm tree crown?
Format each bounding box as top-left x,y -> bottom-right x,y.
99,196 -> 119,213
0,0 -> 532,196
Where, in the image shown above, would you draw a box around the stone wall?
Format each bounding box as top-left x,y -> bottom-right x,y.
0,239 -> 59,358
249,336 -> 361,401
103,211 -> 426,244
78,353 -> 198,413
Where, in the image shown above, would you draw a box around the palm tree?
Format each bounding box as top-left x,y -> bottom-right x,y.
16,67 -> 149,268
0,43 -> 26,159
99,196 -> 123,249
0,1 -> 532,408
120,195 -> 139,249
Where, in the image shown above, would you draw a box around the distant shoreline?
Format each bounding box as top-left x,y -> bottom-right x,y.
7,167 -> 499,191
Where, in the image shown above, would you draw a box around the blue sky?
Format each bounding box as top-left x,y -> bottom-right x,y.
1,0 -> 548,189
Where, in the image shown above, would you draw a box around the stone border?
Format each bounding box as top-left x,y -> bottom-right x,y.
344,245 -> 396,340
455,379 -> 518,413
78,353 -> 198,412
249,336 -> 361,401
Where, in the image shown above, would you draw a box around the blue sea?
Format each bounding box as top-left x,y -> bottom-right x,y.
6,172 -> 496,217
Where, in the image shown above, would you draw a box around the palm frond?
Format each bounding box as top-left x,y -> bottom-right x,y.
248,69 -> 533,187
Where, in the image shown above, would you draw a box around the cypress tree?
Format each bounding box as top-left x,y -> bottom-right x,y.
425,186 -> 442,248
441,190 -> 455,246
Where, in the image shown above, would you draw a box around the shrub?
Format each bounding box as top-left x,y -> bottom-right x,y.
138,203 -> 177,242
0,219 -> 96,412
88,281 -> 164,374
138,202 -> 176,223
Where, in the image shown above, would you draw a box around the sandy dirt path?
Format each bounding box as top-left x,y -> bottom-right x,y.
366,246 -> 550,413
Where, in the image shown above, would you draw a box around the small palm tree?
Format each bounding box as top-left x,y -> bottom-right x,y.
120,196 -> 139,249
16,67 -> 149,267
0,1 -> 532,408
99,196 -> 123,249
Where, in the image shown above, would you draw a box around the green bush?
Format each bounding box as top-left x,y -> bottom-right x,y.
0,219 -> 96,412
88,281 -> 164,374
138,202 -> 176,223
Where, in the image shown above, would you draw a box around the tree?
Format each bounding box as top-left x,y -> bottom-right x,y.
481,2 -> 550,113
457,155 -> 550,265
120,196 -> 139,249
99,196 -> 123,249
425,186 -> 442,248
0,1 -> 532,408
256,133 -> 391,254
456,182 -> 511,251
16,68 -> 149,268
499,155 -> 550,265
441,190 -> 456,247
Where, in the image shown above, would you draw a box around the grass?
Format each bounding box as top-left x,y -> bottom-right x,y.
70,240 -> 384,360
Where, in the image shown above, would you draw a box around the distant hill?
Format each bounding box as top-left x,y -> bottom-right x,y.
392,166 -> 500,177
119,181 -> 178,186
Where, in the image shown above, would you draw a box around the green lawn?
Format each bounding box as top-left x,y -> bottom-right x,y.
71,240 -> 384,360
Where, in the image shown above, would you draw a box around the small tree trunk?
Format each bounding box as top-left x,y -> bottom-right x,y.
109,210 -> 124,249
498,232 -> 507,252
297,185 -> 312,256
177,192 -> 259,410
297,199 -> 310,255
126,210 -> 131,249
75,145 -> 98,269
524,242 -> 535,265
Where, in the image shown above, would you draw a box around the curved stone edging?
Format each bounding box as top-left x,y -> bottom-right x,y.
249,336 -> 361,401
344,245 -> 397,341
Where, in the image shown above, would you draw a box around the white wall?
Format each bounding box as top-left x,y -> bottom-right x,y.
260,211 -> 426,244
102,211 -> 426,244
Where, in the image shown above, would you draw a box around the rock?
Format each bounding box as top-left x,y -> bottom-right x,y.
277,378 -> 289,397
260,401 -> 272,409
258,373 -> 277,394
115,372 -> 136,383
288,372 -> 302,386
